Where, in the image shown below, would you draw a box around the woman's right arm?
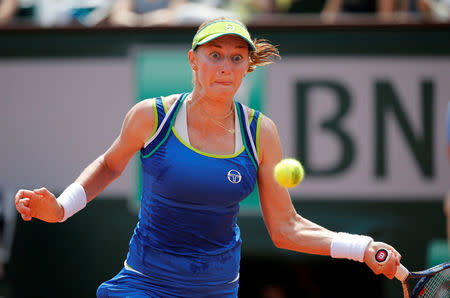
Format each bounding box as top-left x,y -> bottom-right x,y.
15,99 -> 156,222
77,99 -> 155,203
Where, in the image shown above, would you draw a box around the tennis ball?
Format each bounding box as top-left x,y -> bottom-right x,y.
274,158 -> 304,188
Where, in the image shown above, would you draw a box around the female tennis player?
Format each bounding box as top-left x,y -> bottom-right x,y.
14,18 -> 402,297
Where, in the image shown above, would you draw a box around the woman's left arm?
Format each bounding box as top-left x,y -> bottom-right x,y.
256,115 -> 401,279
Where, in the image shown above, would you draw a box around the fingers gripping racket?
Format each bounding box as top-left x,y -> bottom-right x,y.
375,249 -> 450,298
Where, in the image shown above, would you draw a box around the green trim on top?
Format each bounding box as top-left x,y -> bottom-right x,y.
255,113 -> 262,159
248,109 -> 255,125
161,96 -> 168,113
151,98 -> 158,137
141,93 -> 189,159
143,98 -> 158,145
172,127 -> 245,158
236,102 -> 258,171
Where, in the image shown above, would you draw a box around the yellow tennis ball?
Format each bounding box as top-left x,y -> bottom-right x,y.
274,158 -> 304,188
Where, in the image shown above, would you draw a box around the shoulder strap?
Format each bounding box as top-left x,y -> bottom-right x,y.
154,96 -> 166,128
141,93 -> 188,159
249,109 -> 262,160
235,101 -> 260,170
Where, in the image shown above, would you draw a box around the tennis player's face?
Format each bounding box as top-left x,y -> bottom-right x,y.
193,35 -> 250,98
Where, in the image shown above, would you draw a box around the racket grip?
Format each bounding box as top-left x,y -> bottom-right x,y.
395,264 -> 409,281
375,249 -> 410,281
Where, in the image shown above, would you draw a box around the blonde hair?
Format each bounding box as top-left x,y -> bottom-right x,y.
195,18 -> 280,73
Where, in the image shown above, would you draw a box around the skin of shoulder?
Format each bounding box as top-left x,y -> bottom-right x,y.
123,93 -> 180,148
123,98 -> 158,148
101,95 -> 178,174
256,112 -> 282,165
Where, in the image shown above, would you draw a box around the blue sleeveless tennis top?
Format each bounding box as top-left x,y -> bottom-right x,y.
126,93 -> 262,288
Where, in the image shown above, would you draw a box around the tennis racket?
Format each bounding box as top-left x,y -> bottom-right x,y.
375,248 -> 450,298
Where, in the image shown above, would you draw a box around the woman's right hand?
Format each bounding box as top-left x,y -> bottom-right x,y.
14,188 -> 64,223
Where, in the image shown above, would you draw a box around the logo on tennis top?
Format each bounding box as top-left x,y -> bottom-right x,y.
227,170 -> 242,184
225,24 -> 235,31
375,249 -> 388,263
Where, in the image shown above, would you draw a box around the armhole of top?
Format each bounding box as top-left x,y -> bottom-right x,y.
151,98 -> 158,138
141,93 -> 188,158
161,96 -> 168,114
236,102 -> 259,169
248,108 -> 262,160
249,109 -> 255,125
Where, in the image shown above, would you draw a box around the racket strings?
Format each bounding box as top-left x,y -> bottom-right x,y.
416,268 -> 450,298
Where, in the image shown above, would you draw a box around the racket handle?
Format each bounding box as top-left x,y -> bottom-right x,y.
375,249 -> 410,281
395,263 -> 409,281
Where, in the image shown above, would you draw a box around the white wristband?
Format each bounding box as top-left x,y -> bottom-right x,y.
330,232 -> 373,262
57,183 -> 87,222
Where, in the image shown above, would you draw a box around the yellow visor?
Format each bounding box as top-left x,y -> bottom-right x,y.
192,20 -> 256,51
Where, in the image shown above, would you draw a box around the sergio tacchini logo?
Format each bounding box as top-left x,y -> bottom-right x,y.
227,170 -> 242,184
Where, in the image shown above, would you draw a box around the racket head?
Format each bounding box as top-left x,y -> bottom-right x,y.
409,262 -> 450,278
374,249 -> 450,298
411,265 -> 450,298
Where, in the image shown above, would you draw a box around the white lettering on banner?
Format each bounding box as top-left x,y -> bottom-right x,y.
266,58 -> 450,199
